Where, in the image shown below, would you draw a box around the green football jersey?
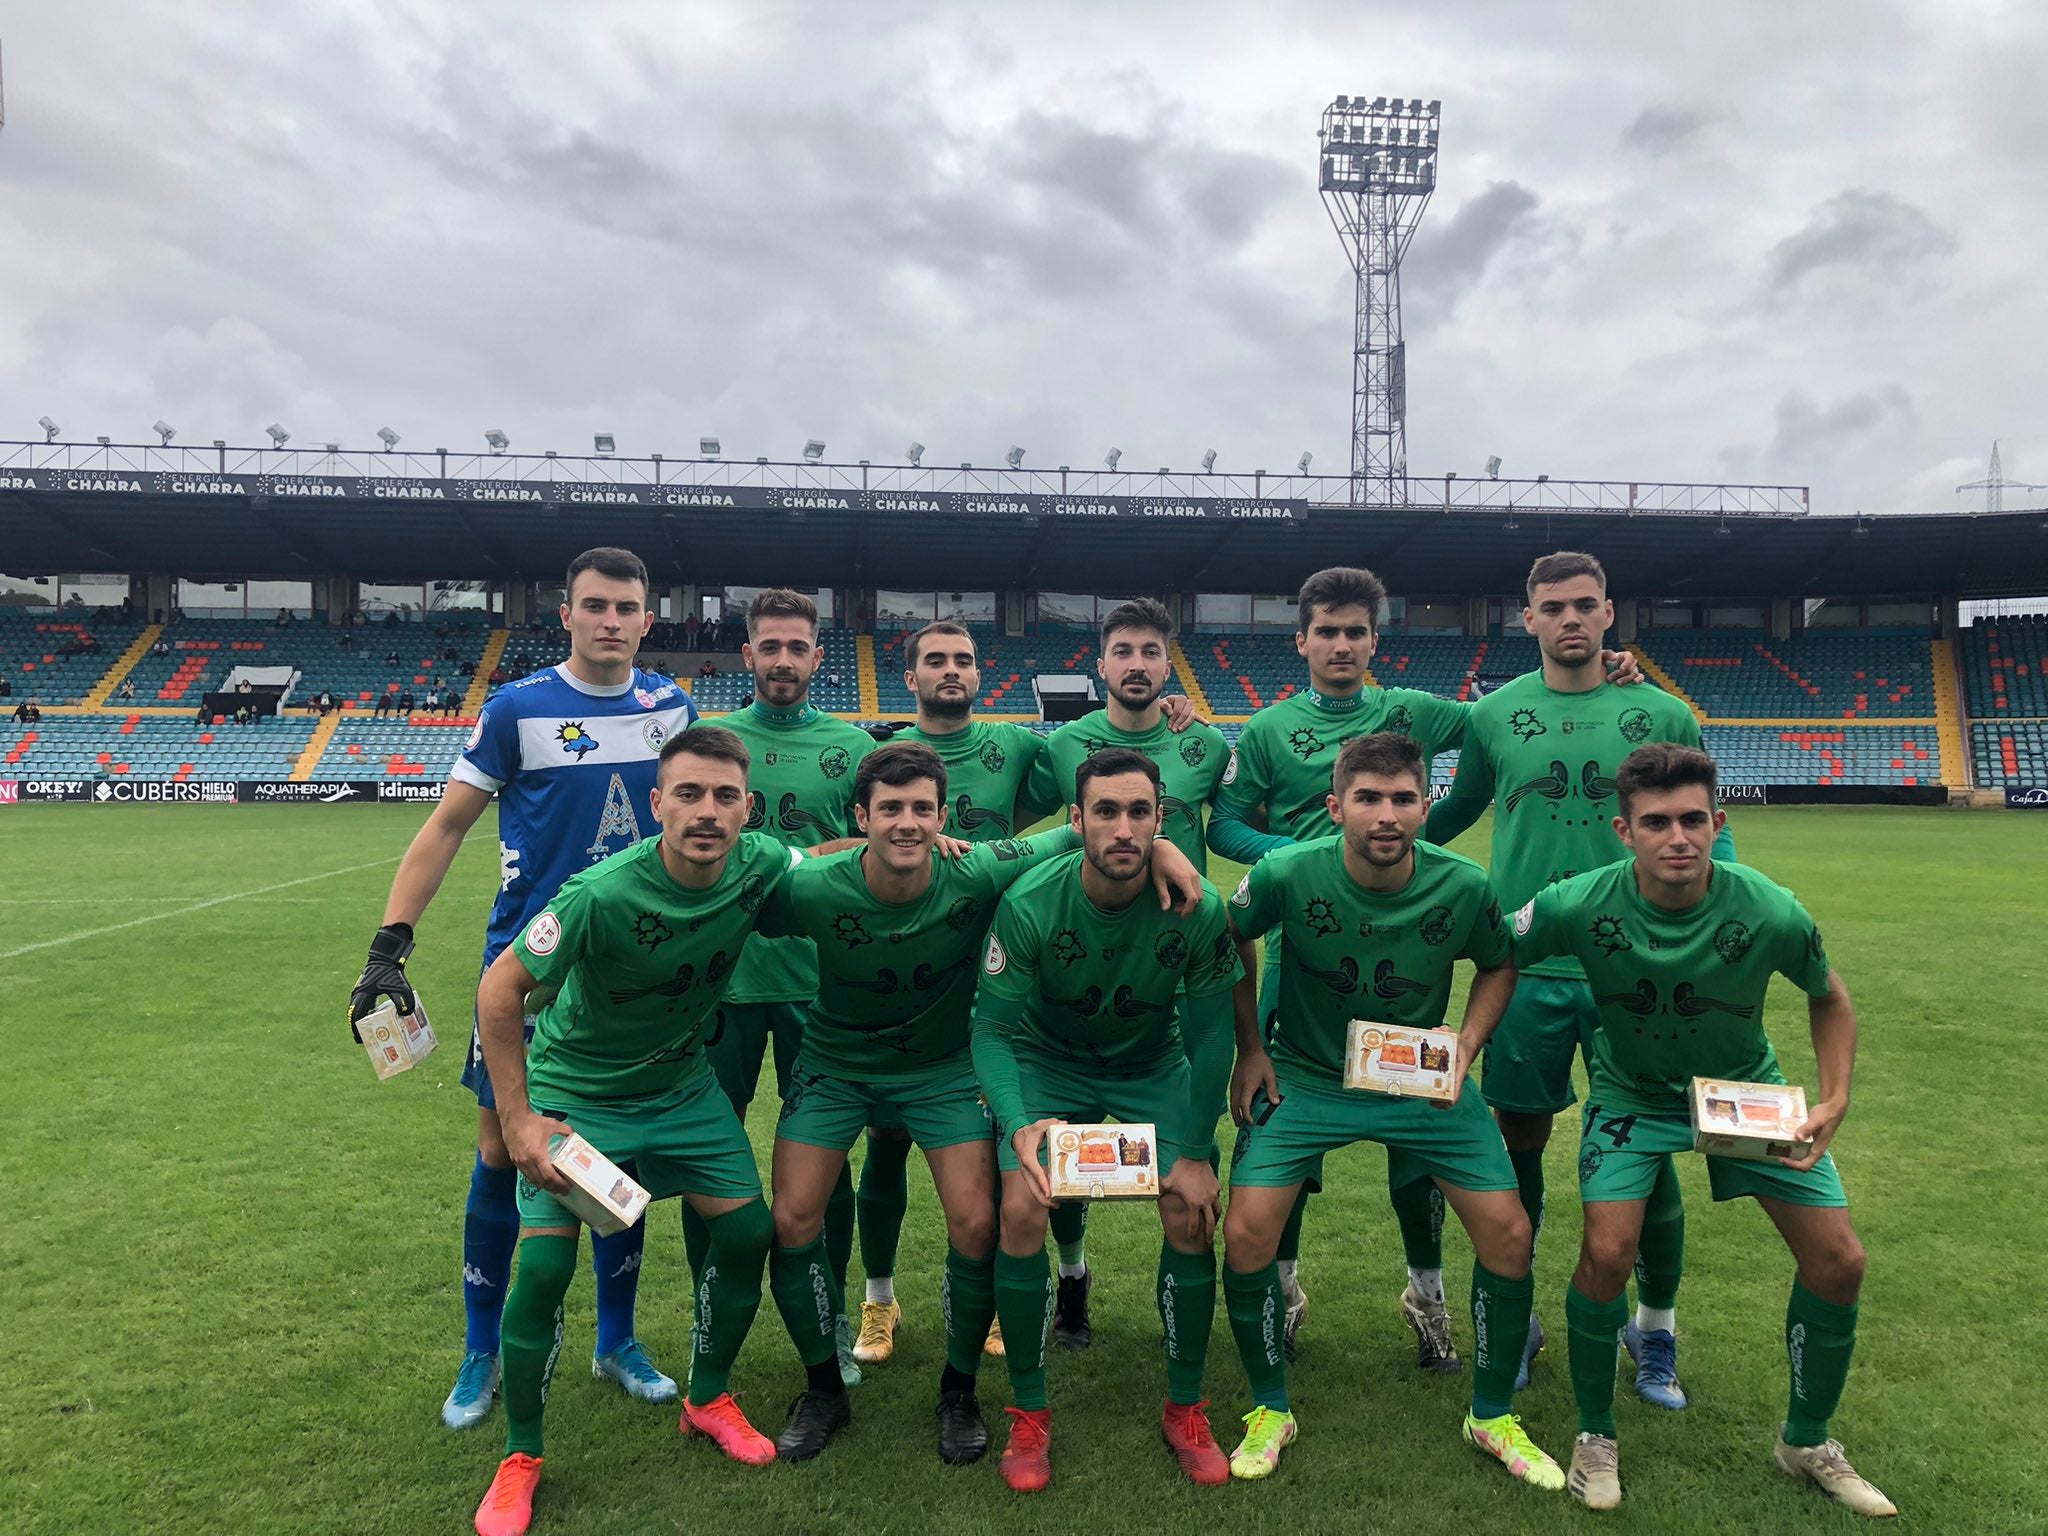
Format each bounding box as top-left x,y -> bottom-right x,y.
1218,686 -> 1468,844
759,826 -> 1079,1083
1027,710 -> 1231,873
1228,837 -> 1509,1085
1511,859 -> 1834,1118
1435,670 -> 1703,979
894,719 -> 1048,843
512,831 -> 796,1104
704,702 -> 876,1003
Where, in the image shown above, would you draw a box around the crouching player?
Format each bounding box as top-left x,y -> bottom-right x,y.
1220,733 -> 1562,1490
469,728 -> 820,1535
972,748 -> 1242,1491
1510,743 -> 1893,1516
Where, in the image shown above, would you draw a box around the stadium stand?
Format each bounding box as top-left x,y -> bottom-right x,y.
1970,720 -> 2048,788
0,608 -> 142,705
1958,615 -> 2048,718
1702,725 -> 1938,788
294,617 -> 489,714
1,713 -> 318,779
321,715 -> 476,781
1634,628 -> 1932,720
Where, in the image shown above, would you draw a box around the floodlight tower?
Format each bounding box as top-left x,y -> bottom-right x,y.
1319,95 -> 1440,506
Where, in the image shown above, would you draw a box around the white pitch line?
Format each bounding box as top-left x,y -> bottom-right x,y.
0,855 -> 402,961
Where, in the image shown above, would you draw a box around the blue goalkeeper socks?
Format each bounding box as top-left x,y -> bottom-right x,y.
591,1212 -> 648,1358
463,1154 -> 519,1355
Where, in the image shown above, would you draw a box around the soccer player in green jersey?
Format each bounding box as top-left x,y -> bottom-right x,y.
758,741 -> 1207,1466
470,727 -> 804,1536
1220,733 -> 1563,1490
699,587 -> 875,1384
1510,744 -> 1893,1518
1022,599 -> 1232,1347
974,748 -> 1241,1491
1422,551 -> 1732,1400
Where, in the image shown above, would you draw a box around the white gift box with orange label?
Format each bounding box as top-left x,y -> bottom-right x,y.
358,996 -> 439,1080
1689,1078 -> 1814,1161
547,1133 -> 652,1235
1343,1021 -> 1460,1103
1047,1123 -> 1160,1201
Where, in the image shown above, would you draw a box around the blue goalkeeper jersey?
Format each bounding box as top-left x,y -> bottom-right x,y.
449,663 -> 699,966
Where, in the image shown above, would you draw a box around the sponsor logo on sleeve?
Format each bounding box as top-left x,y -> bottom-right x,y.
984,933 -> 1006,975
1230,873 -> 1251,908
1221,749 -> 1238,787
1512,900 -> 1534,937
524,912 -> 562,956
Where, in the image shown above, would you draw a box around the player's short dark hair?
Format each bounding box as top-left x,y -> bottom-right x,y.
906,619 -> 975,664
855,740 -> 948,810
1331,732 -> 1425,794
1615,742 -> 1718,818
746,587 -> 819,638
1526,550 -> 1607,601
565,546 -> 649,600
658,725 -> 750,782
1297,566 -> 1386,635
1099,598 -> 1174,647
1074,747 -> 1162,805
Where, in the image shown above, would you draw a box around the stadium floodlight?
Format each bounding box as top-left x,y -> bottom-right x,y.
323,441 -> 341,453
212,438 -> 226,449
1296,451 -> 1313,474
802,439 -> 826,462
153,420 -> 176,446
1201,449 -> 1217,472
700,436 -> 721,458
39,415 -> 59,441
484,429 -> 509,453
594,433 -> 616,455
1485,454 -> 1501,478
377,426 -> 400,450
266,423 -> 290,446
97,435 -> 111,445
1536,473 -> 1550,483
1104,447 -> 1122,470
906,441 -> 925,467
1006,445 -> 1026,469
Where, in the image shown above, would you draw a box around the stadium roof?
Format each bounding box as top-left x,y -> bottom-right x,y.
3,443 -> 2045,597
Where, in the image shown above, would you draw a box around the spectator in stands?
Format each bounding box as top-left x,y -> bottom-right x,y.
120,595 -> 135,622
65,592 -> 86,608
442,689 -> 460,718
236,678 -> 254,695
435,619 -> 451,637
397,689 -> 416,715
740,688 -> 754,709
338,630 -> 356,652
441,642 -> 459,663
0,677 -> 10,698
460,657 -> 477,678
424,685 -> 441,714
274,607 -> 293,628
119,679 -> 136,702
150,639 -> 171,658
384,649 -> 400,669
698,659 -> 717,680
373,691 -> 395,719
11,699 -> 38,726
827,668 -> 842,690
317,689 -> 336,715
233,702 -> 253,726
683,612 -> 701,651
488,663 -> 506,686
169,605 -> 186,627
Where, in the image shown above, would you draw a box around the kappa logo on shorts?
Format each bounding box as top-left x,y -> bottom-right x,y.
524,912 -> 563,955
984,933 -> 1007,975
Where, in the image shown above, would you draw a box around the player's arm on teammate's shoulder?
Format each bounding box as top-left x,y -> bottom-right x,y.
1161,692 -> 1200,733
1506,881 -> 1570,970
1423,728 -> 1494,846
476,945 -> 573,1195
1602,647 -> 1644,685
973,904 -> 1051,1202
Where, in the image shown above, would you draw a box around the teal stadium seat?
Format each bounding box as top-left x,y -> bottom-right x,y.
0,608 -> 142,705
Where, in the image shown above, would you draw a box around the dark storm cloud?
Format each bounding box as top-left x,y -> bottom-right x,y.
1403,181 -> 1540,330
1619,104 -> 1713,155
1762,188 -> 1957,299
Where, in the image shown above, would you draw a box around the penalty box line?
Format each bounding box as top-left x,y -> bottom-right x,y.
0,855 -> 402,962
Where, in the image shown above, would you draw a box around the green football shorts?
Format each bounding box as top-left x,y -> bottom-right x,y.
1481,974 -> 1601,1116
706,1001 -> 807,1116
518,1070 -> 763,1228
1576,1093 -> 1847,1207
995,1053 -> 1192,1175
775,1058 -> 993,1154
1229,1066 -> 1516,1193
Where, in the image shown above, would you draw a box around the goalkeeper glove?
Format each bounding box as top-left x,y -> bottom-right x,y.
349,922 -> 416,1041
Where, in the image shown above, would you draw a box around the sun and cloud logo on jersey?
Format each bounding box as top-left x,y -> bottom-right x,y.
1153,931 -> 1189,970
944,896 -> 982,932
1179,736 -> 1208,767
1508,708 -> 1545,743
1385,704 -> 1414,735
830,913 -> 872,949
1589,913 -> 1632,955
630,911 -> 674,950
1052,928 -> 1088,967
1713,920 -> 1754,964
1618,707 -> 1653,744
979,739 -> 1007,773
1287,727 -> 1326,761
1302,897 -> 1341,937
557,722 -> 600,756
1418,905 -> 1456,946
818,746 -> 852,780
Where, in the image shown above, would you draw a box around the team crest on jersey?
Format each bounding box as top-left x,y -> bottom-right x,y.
1154,931 -> 1189,970
1619,707 -> 1653,744
1385,704 -> 1414,735
979,739 -> 1007,773
557,721 -> 599,755
1230,873 -> 1251,907
1222,749 -> 1239,787
465,720 -> 485,752
1179,736 -> 1207,767
1512,900 -> 1535,937
642,718 -> 669,752
524,912 -> 562,955
1418,904 -> 1456,946
984,933 -> 1006,975
945,896 -> 982,932
818,746 -> 852,780
1713,920 -> 1754,964
737,874 -> 768,914
635,688 -> 657,708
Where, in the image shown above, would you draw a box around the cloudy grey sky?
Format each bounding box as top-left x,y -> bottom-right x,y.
1,0 -> 2042,516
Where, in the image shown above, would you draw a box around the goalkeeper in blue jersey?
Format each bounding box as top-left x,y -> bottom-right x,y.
347,547 -> 700,1429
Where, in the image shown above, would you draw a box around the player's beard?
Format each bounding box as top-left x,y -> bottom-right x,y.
756,666 -> 808,705
1112,673 -> 1162,710
1540,633 -> 1600,675
1084,841 -> 1149,884
1346,827 -> 1414,868
918,682 -> 973,724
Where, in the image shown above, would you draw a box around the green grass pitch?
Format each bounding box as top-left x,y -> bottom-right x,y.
3,804 -> 2043,1533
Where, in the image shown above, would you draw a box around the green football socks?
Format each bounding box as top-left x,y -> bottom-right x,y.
942,1245 -> 997,1376
1566,1282 -> 1627,1437
1388,1174 -> 1445,1270
1275,1187 -> 1309,1265
769,1235 -> 839,1370
1508,1146 -> 1546,1260
1634,1157 -> 1685,1312
824,1163 -> 856,1303
995,1248 -> 1053,1410
1050,1200 -> 1089,1269
688,1200 -> 773,1405
1158,1242 -> 1217,1406
1469,1262 -> 1534,1420
856,1132 -> 913,1283
1784,1281 -> 1859,1447
1224,1262 -> 1290,1410
501,1234 -> 576,1457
